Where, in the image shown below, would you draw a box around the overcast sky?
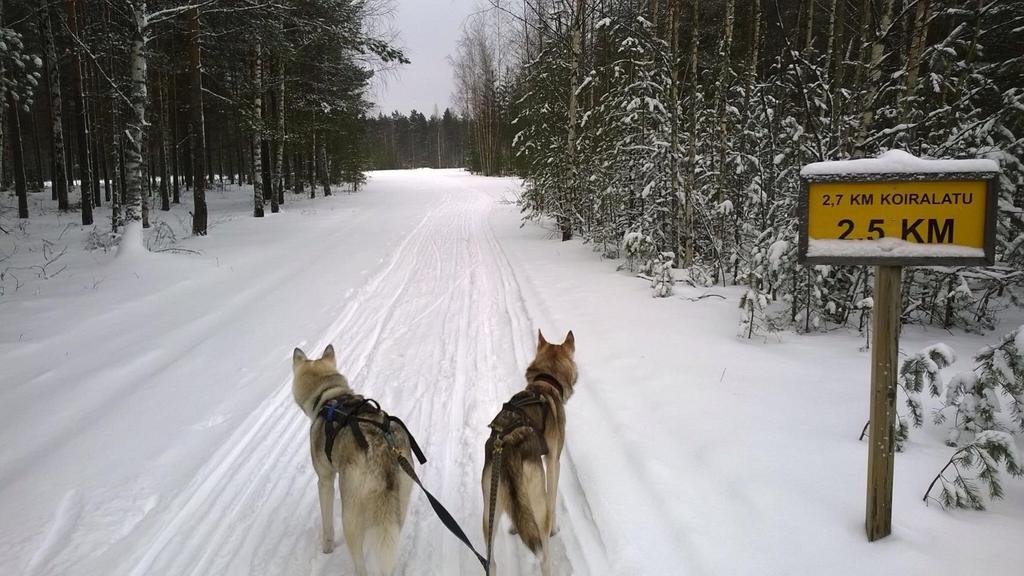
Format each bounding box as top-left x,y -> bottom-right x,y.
372,0 -> 479,116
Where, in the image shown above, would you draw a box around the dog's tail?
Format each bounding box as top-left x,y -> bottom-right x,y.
371,522 -> 401,575
500,428 -> 549,554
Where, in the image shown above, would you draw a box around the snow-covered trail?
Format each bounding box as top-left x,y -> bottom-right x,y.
0,170 -> 604,576
115,177 -> 604,576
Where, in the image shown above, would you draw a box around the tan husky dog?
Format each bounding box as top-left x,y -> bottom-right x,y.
482,330 -> 578,576
292,345 -> 413,576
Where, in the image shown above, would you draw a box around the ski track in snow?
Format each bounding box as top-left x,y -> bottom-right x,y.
103,182 -> 607,575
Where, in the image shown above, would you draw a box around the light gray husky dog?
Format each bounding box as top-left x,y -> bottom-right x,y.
292,344 -> 413,576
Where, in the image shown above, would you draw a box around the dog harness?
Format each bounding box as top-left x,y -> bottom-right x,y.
316,393 -> 426,465
487,372 -> 564,446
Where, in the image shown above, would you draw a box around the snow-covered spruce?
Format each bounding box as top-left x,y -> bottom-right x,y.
650,251 -> 675,298
858,343 -> 955,452
500,1 -> 1023,334
923,430 -> 1023,510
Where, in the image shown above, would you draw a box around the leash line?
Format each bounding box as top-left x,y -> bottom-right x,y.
394,450 -> 490,572
484,439 -> 503,576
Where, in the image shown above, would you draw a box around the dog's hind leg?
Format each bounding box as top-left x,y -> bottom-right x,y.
374,522 -> 400,576
544,444 -> 562,536
317,473 -> 336,553
540,531 -> 552,576
342,506 -> 368,576
516,457 -> 549,566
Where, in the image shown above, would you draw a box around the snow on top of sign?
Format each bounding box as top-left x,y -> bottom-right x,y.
807,237 -> 985,259
801,150 -> 999,176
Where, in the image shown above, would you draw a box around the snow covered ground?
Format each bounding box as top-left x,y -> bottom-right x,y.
1,169 -> 1021,576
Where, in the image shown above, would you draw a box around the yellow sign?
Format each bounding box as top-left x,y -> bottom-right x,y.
807,180 -> 987,247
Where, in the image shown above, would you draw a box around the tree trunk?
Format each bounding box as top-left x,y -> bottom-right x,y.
39,7 -> 68,210
563,0 -> 585,242
263,138 -> 276,212
124,1 -> 148,227
107,0 -> 120,229
714,0 -> 735,282
158,73 -> 170,211
29,107 -> 45,191
318,129 -> 331,197
805,0 -> 815,51
283,151 -> 291,191
88,64 -> 102,207
294,151 -> 303,196
684,0 -> 700,267
856,0 -> 895,154
262,57 -> 277,213
66,0 -> 93,225
235,118 -> 245,186
827,0 -> 845,152
275,57 -> 285,205
826,0 -> 840,80
852,0 -> 872,90
901,0 -> 930,122
251,42 -> 264,217
170,66 -> 181,204
308,144 -> 315,199
6,90 -> 29,218
669,0 -> 681,264
205,124 -> 214,185
112,132 -> 123,231
189,7 -> 208,233
218,132 -> 225,187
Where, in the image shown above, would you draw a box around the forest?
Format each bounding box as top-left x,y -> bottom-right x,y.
2,0 -> 1023,337
450,0 -> 1024,336
0,0 -> 405,234
363,108 -> 472,170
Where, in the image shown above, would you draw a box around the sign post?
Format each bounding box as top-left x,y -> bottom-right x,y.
798,151 -> 998,542
865,265 -> 900,541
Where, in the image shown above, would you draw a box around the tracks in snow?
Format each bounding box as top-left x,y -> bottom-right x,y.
112,184 -> 607,575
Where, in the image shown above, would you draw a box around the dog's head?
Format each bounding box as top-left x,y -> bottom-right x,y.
530,330 -> 578,398
292,344 -> 339,380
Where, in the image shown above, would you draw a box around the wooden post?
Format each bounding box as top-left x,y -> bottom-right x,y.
866,265 -> 901,541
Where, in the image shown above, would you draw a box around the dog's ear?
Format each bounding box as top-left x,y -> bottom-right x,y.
537,329 -> 548,351
563,330 -> 575,354
293,348 -> 308,366
321,344 -> 336,366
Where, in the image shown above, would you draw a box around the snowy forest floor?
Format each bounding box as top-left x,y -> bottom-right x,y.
0,169 -> 1021,576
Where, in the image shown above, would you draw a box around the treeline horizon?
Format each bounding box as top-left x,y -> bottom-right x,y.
363,108 -> 474,171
